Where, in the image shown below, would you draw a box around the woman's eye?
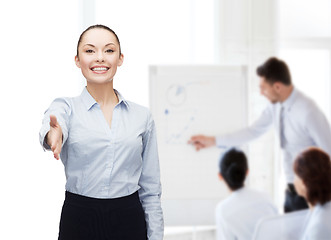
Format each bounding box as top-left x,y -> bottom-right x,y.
85,49 -> 94,53
106,49 -> 114,53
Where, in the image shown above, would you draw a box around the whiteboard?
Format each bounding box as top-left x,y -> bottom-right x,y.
149,65 -> 248,225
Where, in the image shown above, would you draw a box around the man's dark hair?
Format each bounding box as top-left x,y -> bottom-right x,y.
257,57 -> 292,85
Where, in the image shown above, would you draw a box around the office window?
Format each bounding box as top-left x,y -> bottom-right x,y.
95,0 -> 215,106
279,0 -> 331,38
278,0 -> 331,120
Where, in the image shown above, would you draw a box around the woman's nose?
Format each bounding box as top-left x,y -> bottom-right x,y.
96,51 -> 105,62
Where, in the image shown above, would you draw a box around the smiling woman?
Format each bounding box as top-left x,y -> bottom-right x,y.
39,25 -> 164,240
74,25 -> 124,89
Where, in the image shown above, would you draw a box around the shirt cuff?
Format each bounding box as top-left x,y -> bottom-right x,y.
215,136 -> 227,148
39,124 -> 51,151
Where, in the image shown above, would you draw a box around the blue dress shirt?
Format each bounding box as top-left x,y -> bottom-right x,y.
216,88 -> 331,183
39,87 -> 164,240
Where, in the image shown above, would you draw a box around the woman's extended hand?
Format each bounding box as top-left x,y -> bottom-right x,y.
47,115 -> 63,160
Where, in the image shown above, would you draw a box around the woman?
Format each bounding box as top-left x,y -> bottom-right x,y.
215,148 -> 277,240
39,25 -> 163,240
293,147 -> 331,239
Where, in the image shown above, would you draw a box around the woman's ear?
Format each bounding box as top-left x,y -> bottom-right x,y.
75,55 -> 81,68
218,173 -> 223,181
118,53 -> 124,67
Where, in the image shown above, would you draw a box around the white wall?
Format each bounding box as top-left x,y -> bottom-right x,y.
0,1 -> 81,238
1,0 -> 331,239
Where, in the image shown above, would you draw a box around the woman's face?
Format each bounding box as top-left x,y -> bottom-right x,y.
75,28 -> 123,85
294,174 -> 307,199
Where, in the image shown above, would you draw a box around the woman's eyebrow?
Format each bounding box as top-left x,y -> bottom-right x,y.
83,43 -> 115,47
83,44 -> 95,47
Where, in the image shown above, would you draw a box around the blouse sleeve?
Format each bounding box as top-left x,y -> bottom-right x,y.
138,111 -> 164,240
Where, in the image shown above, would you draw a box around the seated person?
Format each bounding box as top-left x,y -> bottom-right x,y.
293,147 -> 331,240
215,148 -> 277,240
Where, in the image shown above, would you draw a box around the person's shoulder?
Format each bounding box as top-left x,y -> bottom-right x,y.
50,91 -> 86,111
245,188 -> 266,196
125,100 -> 152,117
126,100 -> 149,111
289,89 -> 324,121
243,188 -> 274,204
306,203 -> 331,238
115,89 -> 150,115
216,199 -> 226,210
215,199 -> 231,218
50,96 -> 73,108
294,89 -> 319,110
216,193 -> 238,212
316,201 -> 331,220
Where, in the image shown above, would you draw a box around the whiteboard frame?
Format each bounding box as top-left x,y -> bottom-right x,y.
149,65 -> 248,225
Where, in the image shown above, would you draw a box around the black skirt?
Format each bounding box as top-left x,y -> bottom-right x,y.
58,191 -> 147,240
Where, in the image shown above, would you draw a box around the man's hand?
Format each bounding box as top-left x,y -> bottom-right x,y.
188,135 -> 216,151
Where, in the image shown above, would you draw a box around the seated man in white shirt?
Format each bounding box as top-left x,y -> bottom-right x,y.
216,148 -> 277,240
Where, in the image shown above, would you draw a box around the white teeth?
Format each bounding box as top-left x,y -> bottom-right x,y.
92,67 -> 108,71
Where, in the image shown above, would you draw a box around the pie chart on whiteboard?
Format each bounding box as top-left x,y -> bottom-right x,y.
166,84 -> 186,107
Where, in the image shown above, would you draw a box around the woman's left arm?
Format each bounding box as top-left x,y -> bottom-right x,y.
138,111 -> 164,240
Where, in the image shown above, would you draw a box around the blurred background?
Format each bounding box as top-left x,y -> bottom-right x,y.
0,0 -> 330,239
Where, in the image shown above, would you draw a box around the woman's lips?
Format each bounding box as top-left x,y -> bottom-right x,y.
90,66 -> 109,73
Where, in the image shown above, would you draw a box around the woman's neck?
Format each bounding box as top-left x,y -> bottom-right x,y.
309,203 -> 314,210
86,82 -> 118,106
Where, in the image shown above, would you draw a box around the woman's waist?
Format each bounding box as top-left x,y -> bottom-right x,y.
64,189 -> 141,210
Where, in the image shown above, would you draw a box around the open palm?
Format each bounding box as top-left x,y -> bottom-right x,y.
47,115 -> 63,160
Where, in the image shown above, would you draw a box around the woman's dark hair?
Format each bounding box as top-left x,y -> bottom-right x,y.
76,24 -> 121,57
256,57 -> 292,85
294,147 -> 331,206
219,148 -> 248,191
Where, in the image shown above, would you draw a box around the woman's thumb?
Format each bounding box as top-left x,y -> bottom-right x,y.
49,115 -> 58,128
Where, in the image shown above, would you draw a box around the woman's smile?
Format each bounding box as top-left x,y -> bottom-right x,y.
90,65 -> 110,74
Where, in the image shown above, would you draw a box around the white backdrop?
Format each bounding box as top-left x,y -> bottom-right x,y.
1,0 -> 331,238
0,1 -> 82,239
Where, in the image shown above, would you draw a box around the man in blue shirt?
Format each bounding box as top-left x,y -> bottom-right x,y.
189,57 -> 331,213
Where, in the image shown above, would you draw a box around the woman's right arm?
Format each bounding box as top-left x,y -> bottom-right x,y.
39,98 -> 71,160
